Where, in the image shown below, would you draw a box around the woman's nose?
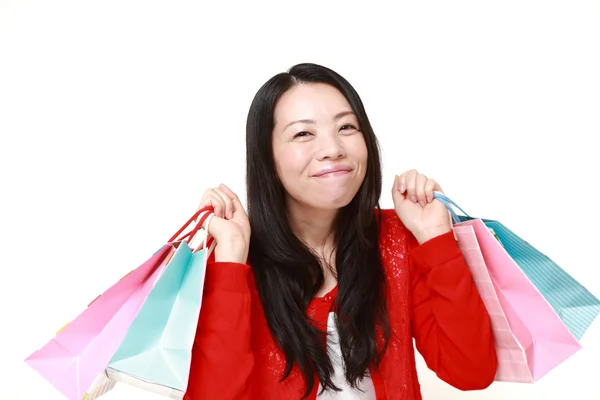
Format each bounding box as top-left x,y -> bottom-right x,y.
316,133 -> 346,161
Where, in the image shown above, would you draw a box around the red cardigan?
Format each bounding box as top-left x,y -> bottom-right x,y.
184,209 -> 497,399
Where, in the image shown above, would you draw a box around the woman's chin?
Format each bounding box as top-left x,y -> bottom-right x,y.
309,193 -> 356,210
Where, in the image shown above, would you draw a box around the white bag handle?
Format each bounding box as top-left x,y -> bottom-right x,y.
189,211 -> 216,256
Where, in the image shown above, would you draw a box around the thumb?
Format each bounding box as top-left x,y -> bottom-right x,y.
203,215 -> 230,242
230,193 -> 248,221
392,175 -> 407,206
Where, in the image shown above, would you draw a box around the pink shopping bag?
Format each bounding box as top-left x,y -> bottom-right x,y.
453,222 -> 581,382
25,244 -> 175,399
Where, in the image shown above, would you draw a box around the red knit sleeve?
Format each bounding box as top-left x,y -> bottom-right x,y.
184,261 -> 254,400
409,229 -> 498,390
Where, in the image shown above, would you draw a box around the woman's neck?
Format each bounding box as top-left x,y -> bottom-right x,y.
286,199 -> 340,296
286,200 -> 338,250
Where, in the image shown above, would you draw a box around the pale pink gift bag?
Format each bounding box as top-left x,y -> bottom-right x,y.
438,193 -> 581,382
25,244 -> 175,399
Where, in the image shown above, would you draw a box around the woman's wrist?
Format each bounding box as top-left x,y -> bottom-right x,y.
214,237 -> 248,264
414,225 -> 452,245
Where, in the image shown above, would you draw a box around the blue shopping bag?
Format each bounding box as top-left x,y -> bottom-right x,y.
434,192 -> 600,341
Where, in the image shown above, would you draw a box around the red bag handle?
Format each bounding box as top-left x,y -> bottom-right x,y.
168,206 -> 214,244
185,211 -> 217,252
182,210 -> 214,243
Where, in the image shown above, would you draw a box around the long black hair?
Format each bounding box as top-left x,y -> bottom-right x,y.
245,62 -> 390,398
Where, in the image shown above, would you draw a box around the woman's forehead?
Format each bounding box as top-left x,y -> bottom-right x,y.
274,83 -> 354,124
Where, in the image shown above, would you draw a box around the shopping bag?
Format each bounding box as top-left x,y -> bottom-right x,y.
84,207 -> 216,399
433,192 -> 592,382
25,206 -> 214,400
480,221 -> 599,341
25,244 -> 175,400
434,192 -> 600,340
451,222 -> 579,382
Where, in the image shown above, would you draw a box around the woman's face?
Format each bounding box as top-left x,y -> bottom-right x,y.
272,83 -> 368,212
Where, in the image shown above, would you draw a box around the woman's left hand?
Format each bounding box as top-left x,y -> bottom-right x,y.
392,169 -> 452,244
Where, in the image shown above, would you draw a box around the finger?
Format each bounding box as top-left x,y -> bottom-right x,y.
197,190 -> 221,221
218,183 -> 237,200
212,187 -> 234,220
396,173 -> 407,195
392,176 -> 406,208
392,175 -> 406,201
202,214 -> 226,241
230,192 -> 248,220
205,191 -> 226,219
424,178 -> 437,203
404,169 -> 418,203
218,183 -> 246,216
416,174 -> 428,207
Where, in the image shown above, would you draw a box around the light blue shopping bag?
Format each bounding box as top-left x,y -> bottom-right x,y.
106,240 -> 210,390
434,192 -> 600,341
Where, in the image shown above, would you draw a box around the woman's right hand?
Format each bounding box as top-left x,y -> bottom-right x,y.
197,184 -> 250,264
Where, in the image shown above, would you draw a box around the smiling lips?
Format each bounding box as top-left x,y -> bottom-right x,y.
312,165 -> 353,178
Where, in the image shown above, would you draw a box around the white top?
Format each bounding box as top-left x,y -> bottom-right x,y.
316,312 -> 376,399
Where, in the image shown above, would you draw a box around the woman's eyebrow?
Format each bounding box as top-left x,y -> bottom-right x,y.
283,111 -> 355,131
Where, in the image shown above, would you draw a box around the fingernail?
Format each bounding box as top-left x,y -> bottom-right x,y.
400,183 -> 405,193
419,201 -> 425,207
410,195 -> 417,203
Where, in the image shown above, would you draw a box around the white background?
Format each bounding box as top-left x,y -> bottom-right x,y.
1,1 -> 599,399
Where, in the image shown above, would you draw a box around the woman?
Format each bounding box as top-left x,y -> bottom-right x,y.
183,63 -> 497,400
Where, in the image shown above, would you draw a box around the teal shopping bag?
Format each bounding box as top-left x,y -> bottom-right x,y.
434,192 -> 600,341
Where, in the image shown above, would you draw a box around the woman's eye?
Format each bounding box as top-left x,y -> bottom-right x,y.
340,124 -> 358,131
293,131 -> 311,139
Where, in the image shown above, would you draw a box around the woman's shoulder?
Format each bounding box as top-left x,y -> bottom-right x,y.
374,208 -> 408,233
374,208 -> 413,254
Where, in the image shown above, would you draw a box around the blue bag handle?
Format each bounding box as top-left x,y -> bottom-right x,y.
432,191 -> 472,224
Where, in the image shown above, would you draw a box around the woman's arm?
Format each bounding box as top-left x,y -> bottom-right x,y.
409,230 -> 498,390
184,260 -> 254,399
